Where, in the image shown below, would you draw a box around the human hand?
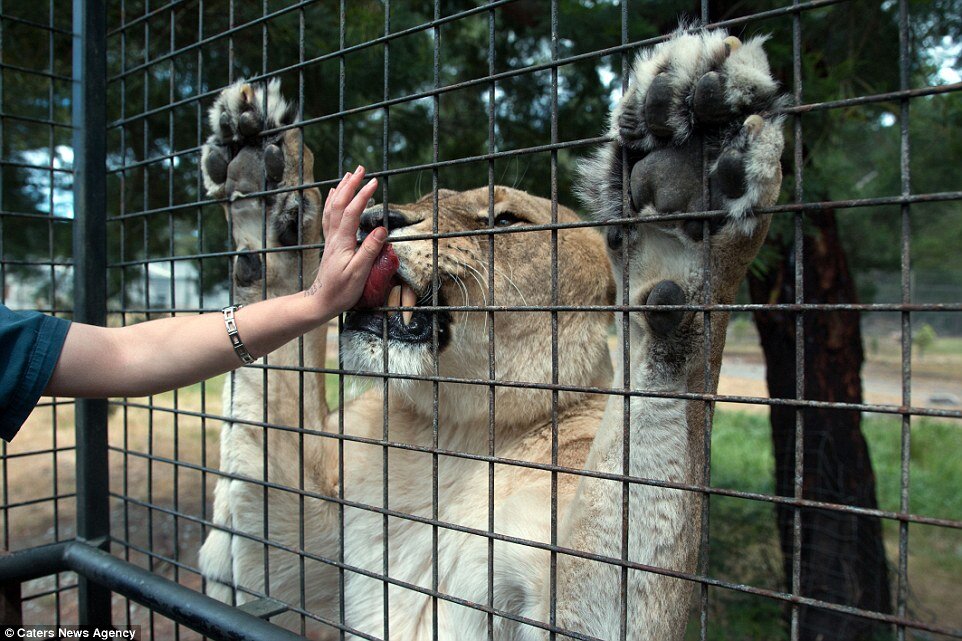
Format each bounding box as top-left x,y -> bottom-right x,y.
304,167 -> 386,314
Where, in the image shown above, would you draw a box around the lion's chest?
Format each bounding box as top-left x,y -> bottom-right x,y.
337,423 -> 554,639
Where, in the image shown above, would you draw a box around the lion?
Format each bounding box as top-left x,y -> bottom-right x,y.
198,28 -> 785,641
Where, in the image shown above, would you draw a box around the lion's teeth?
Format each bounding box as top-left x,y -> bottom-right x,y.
387,286 -> 401,316
401,285 -> 417,325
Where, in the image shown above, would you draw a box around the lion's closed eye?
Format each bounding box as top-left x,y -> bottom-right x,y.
479,211 -> 526,227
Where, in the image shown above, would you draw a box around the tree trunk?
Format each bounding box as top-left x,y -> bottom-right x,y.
748,210 -> 892,640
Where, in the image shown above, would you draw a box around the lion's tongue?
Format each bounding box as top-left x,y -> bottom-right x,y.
355,244 -> 400,310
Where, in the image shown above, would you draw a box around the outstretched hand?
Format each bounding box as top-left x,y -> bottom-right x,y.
304,166 -> 386,313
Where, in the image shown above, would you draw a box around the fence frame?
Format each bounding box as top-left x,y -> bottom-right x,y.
0,1 -> 960,639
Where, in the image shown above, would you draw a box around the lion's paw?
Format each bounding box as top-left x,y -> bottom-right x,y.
580,28 -> 786,238
201,79 -> 321,290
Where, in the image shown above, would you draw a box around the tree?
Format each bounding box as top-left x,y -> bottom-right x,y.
709,1 -> 962,638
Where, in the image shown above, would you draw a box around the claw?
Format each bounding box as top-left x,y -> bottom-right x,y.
218,111 -> 234,140
628,160 -> 654,213
240,83 -> 255,105
723,36 -> 742,56
743,114 -> 765,137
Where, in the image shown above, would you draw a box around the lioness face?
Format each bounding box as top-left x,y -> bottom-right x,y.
341,186 -> 614,426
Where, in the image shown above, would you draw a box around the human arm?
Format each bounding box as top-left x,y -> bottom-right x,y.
44,168 -> 386,399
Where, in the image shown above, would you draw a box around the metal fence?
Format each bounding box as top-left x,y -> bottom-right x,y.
1,0 -> 961,640
0,0 -> 79,625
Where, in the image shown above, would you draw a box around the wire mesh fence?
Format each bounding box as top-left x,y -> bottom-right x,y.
1,0 -> 961,639
0,0 -> 79,625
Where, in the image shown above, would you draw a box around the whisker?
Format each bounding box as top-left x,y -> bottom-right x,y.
469,257 -> 530,307
456,260 -> 490,334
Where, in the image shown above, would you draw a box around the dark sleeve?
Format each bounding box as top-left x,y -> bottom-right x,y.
0,304 -> 71,441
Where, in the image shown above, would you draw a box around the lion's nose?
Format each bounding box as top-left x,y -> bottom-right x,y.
358,208 -> 412,241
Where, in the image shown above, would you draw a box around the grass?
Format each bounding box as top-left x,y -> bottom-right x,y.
687,410 -> 962,640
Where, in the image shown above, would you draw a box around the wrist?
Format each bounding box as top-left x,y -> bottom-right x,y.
292,288 -> 335,328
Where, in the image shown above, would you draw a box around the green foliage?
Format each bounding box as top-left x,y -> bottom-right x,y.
914,322 -> 938,358
4,1 -> 961,304
693,410 -> 962,638
735,1 -> 962,293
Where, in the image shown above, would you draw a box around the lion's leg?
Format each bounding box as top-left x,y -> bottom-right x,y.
198,80 -> 340,625
555,29 -> 785,640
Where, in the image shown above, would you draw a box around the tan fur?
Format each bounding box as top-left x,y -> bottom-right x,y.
202,180 -> 620,639
201,28 -> 782,639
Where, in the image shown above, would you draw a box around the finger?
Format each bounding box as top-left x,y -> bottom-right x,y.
326,172 -> 352,232
338,178 -> 379,239
347,226 -> 387,273
329,168 -> 365,233
322,188 -> 335,238
333,166 -> 366,212
323,187 -> 336,216
326,176 -> 348,218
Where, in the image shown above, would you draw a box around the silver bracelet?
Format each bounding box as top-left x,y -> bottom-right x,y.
222,305 -> 255,365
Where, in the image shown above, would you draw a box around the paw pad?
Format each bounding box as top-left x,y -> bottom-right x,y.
200,79 -> 321,283
577,28 -> 786,235
644,280 -> 686,336
264,144 -> 285,183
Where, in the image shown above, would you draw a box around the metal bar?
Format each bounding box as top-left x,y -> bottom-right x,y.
0,112 -> 72,127
336,3 -> 347,637
433,3 -> 444,640
62,544 -> 305,641
295,2 -> 307,634
549,2 -> 561,637
897,2 -> 913,640
0,210 -> 74,221
108,0 -> 519,83
71,0 -> 111,627
790,1 -> 805,634
105,486 -> 962,638
484,6 -> 495,640
103,0 -> 852,131
0,61 -> 70,81
0,542 -> 70,583
110,537 -> 383,641
102,302 -> 962,315
0,13 -> 72,35
105,0 -> 184,36
105,421 -> 962,533
104,158 -> 962,220
0,542 -> 307,641
111,358 -> 962,419
101,79 -> 962,176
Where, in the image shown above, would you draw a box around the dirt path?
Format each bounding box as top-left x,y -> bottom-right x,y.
718,352 -> 962,415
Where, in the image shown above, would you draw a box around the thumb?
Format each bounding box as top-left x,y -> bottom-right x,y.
349,227 -> 388,272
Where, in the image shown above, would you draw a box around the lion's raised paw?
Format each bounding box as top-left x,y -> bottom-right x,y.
580,28 -> 786,238
200,79 -> 320,291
